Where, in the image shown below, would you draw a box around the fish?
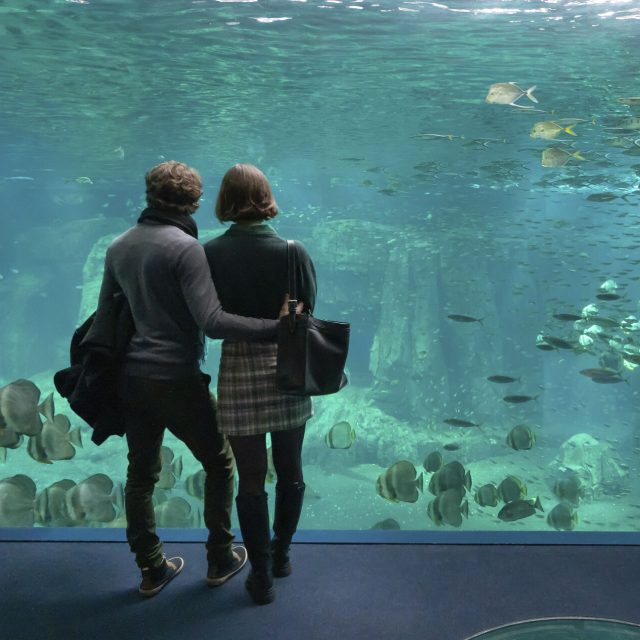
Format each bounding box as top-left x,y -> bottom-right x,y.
443,442 -> 461,451
185,469 -> 206,499
36,479 -> 77,526
67,474 -> 121,523
448,314 -> 483,325
541,147 -> 586,168
595,292 -> 623,301
498,496 -> 543,522
553,313 -> 583,322
547,503 -> 578,531
542,336 -> 575,349
0,379 -> 44,436
38,393 -> 55,423
590,375 -> 626,384
497,475 -> 527,503
485,82 -> 538,108
530,121 -> 578,140
427,489 -> 468,528
428,461 -> 472,496
0,427 -> 23,449
325,421 -> 356,449
587,192 -> 622,203
443,418 -> 480,428
414,133 -> 464,141
606,117 -> 640,131
0,474 -> 36,527
376,460 -> 424,504
599,279 -> 618,292
475,483 -> 499,507
29,414 -> 82,463
158,446 -> 183,490
617,97 -> 640,106
371,518 -> 401,530
487,375 -> 519,384
154,496 -> 194,527
506,424 -> 536,451
503,394 -> 539,404
65,176 -> 93,184
579,368 -> 619,379
553,474 -> 584,506
588,316 -> 620,329
423,451 -> 444,473
27,434 -> 53,465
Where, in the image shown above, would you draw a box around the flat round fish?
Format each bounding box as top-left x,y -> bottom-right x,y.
0,380 -> 43,436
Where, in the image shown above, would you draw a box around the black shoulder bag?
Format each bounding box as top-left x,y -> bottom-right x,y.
275,240 -> 350,396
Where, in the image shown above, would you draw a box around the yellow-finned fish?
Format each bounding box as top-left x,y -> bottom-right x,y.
485,82 -> 538,108
541,147 -> 586,168
530,121 -> 578,140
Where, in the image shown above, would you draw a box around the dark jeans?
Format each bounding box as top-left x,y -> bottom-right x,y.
229,424 -> 306,496
118,374 -> 235,569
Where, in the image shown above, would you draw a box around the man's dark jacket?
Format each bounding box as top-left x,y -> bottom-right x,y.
54,291 -> 134,445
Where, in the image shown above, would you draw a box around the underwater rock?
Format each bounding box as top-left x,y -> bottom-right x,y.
17,217 -> 128,269
78,227 -> 225,322
78,233 -> 120,322
547,432 -> 628,499
311,219 -> 392,276
307,387 -> 422,467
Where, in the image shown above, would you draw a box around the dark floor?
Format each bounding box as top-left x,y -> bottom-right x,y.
2,542 -> 639,640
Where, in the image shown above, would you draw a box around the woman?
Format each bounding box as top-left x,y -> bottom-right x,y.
204,164 -> 316,605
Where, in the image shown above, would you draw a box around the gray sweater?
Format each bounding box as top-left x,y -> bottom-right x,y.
97,220 -> 279,379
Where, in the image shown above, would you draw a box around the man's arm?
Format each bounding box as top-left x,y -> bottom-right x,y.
177,241 -> 278,340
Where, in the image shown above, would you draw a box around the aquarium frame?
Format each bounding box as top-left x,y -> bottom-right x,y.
1,528 -> 640,544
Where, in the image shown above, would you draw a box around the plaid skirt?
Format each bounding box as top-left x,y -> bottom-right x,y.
216,341 -> 313,436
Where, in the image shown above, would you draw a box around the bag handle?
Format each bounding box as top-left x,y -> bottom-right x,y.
287,239 -> 298,332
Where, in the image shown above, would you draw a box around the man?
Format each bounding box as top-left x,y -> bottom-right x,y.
94,160 -> 280,596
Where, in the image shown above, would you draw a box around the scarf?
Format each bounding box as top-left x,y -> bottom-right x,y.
137,207 -> 206,362
137,207 -> 199,239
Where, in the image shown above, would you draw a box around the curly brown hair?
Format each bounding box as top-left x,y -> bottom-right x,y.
145,161 -> 203,215
215,164 -> 278,223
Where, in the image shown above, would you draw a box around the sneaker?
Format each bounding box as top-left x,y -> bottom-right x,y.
139,556 -> 184,597
207,545 -> 248,587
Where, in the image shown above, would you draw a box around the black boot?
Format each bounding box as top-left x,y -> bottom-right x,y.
235,493 -> 275,605
272,482 -> 305,578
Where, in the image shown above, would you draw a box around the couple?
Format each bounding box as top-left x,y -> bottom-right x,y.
96,161 -> 316,605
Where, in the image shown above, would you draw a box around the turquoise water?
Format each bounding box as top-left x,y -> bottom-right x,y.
1,0 -> 640,534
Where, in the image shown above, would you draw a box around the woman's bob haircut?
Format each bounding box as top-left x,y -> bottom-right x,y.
145,161 -> 203,215
215,164 -> 278,223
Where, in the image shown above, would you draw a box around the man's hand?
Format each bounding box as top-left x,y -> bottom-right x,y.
279,294 -> 304,318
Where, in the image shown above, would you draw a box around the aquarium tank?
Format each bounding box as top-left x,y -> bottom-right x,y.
1,0 -> 640,538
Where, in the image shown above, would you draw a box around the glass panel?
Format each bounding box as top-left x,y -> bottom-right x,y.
1,0 -> 639,534
467,618 -> 640,640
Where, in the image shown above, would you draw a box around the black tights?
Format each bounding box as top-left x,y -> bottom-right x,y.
228,424 -> 306,497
